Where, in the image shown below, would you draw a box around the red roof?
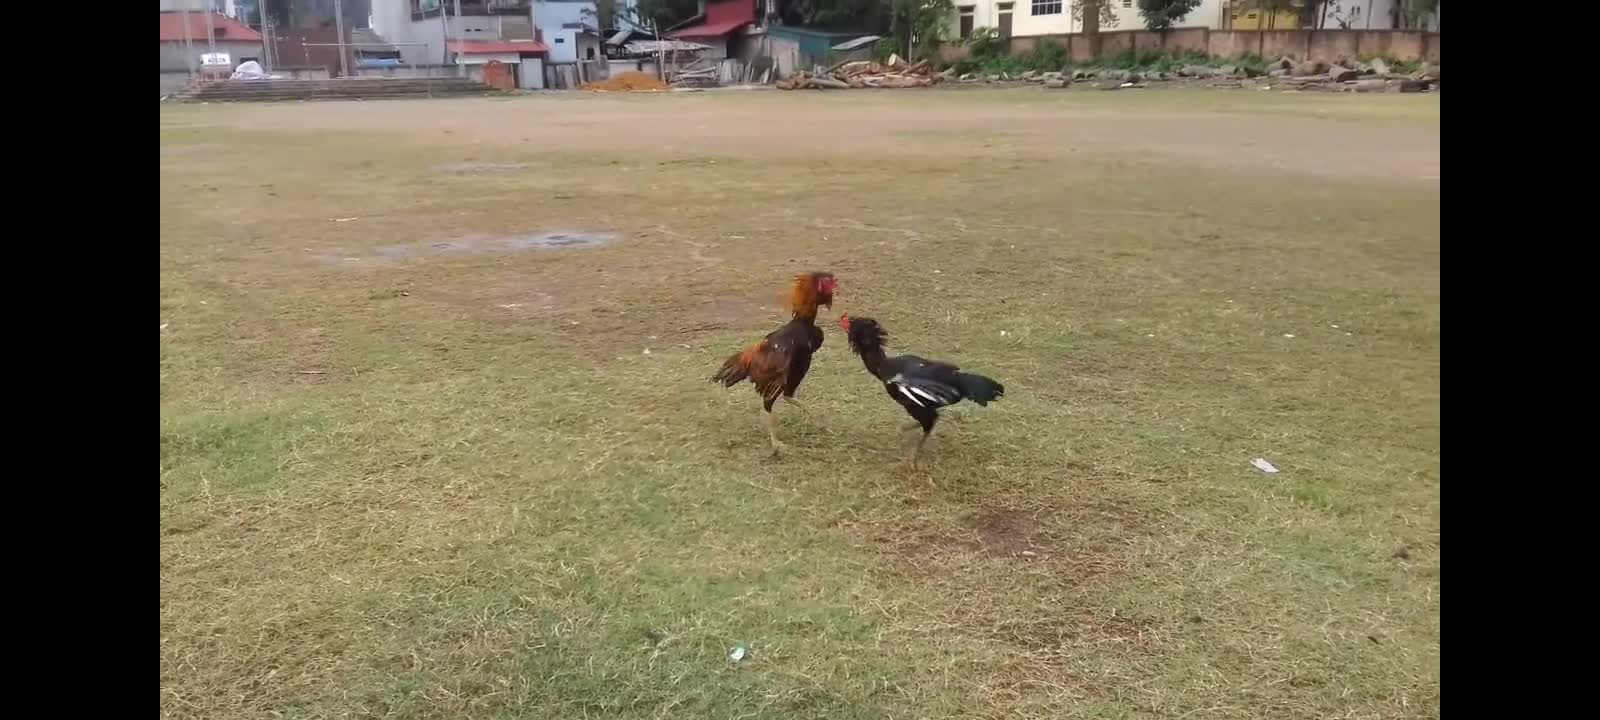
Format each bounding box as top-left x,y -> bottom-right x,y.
447,40 -> 550,55
668,0 -> 755,39
159,13 -> 262,43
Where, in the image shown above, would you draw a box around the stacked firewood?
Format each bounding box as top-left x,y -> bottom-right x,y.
777,55 -> 941,90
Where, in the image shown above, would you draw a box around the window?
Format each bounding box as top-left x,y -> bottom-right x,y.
997,2 -> 1014,8
1032,0 -> 1062,14
1122,0 -> 1132,7
586,47 -> 596,60
959,5 -> 975,39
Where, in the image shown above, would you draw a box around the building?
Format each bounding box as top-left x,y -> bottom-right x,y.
159,0 -> 243,17
953,0 -> 1227,40
1313,0 -> 1437,31
369,0 -> 540,66
269,26 -> 347,74
160,11 -> 265,72
533,0 -> 604,64
764,26 -> 858,76
666,0 -> 756,60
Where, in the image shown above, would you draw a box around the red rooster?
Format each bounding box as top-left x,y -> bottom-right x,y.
711,272 -> 838,454
839,314 -> 1005,467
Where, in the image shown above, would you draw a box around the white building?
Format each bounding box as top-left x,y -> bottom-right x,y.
370,0 -> 540,66
159,0 -> 242,16
954,0 -> 1229,40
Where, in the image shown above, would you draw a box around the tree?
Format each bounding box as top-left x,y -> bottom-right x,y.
630,0 -> 702,31
1395,0 -> 1439,29
262,0 -> 293,28
589,0 -> 618,30
1136,0 -> 1200,31
781,0 -> 883,28
887,0 -> 954,60
1074,0 -> 1118,58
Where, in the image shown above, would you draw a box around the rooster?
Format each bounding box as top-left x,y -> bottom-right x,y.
711,271 -> 838,454
839,314 -> 1005,467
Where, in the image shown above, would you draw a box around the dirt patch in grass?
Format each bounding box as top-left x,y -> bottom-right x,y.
374,230 -> 617,259
966,507 -> 1053,558
434,161 -> 531,174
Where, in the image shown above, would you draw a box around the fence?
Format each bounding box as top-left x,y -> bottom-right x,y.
943,28 -> 1439,64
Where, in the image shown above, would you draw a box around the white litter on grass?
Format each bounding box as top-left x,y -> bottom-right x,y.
1251,458 -> 1279,474
160,323 -> 169,331
1283,334 -> 1296,338
643,348 -> 652,355
728,643 -> 748,663
332,217 -> 359,223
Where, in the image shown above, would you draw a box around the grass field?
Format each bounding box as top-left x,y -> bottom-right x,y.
160,88 -> 1440,719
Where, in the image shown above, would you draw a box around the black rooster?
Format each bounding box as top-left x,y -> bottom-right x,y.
839,314 -> 1005,467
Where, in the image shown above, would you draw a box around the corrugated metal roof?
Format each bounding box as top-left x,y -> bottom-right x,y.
158,12 -> 263,43
831,35 -> 882,51
667,19 -> 751,39
667,0 -> 754,39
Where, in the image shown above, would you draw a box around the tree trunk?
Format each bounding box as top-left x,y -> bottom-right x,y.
1082,0 -> 1101,60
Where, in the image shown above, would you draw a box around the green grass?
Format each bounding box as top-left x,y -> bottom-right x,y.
161,91 -> 1439,719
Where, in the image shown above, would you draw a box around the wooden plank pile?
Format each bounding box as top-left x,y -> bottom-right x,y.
777,55 -> 942,90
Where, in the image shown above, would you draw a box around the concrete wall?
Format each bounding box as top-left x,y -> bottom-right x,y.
970,28 -> 1440,63
606,58 -> 659,77
521,58 -> 546,88
766,33 -> 802,78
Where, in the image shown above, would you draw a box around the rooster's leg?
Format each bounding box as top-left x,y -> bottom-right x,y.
762,408 -> 788,454
907,432 -> 931,469
905,412 -> 938,470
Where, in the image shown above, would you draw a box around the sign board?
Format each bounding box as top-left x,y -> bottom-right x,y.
201,52 -> 232,66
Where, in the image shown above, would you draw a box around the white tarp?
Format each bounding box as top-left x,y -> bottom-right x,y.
230,60 -> 267,79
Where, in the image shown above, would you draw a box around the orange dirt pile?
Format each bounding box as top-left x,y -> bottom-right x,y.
582,71 -> 670,92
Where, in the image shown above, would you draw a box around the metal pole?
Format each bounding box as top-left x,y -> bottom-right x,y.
204,0 -> 217,53
263,13 -> 275,71
453,0 -> 463,77
181,0 -> 196,77
333,0 -> 350,77
439,1 -> 450,65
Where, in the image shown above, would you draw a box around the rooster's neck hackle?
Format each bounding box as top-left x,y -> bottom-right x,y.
786,271 -> 833,321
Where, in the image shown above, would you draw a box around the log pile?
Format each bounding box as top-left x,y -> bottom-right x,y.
777,55 -> 942,90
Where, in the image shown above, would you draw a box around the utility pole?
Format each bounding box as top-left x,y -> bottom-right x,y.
439,1 -> 451,65
333,0 -> 351,77
204,0 -> 218,54
181,0 -> 197,77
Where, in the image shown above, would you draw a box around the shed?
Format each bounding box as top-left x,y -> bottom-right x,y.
765,26 -> 860,77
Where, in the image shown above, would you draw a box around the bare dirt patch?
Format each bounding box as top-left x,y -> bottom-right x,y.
434,161 -> 531,175
200,91 -> 1440,183
374,231 -> 617,259
966,507 -> 1053,558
